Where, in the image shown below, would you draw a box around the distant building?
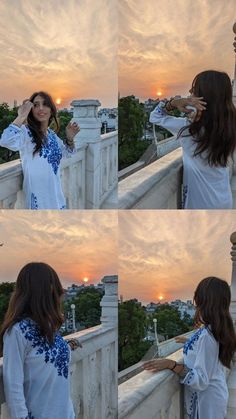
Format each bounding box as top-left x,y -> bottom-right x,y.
98,108 -> 118,132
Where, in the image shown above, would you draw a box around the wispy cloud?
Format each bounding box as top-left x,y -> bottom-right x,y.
119,0 -> 235,99
0,0 -> 117,107
0,210 -> 118,285
119,210 -> 236,303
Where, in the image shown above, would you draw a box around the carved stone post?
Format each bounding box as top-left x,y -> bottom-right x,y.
100,275 -> 118,326
70,99 -> 103,208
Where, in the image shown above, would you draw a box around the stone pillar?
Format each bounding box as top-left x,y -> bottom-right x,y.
100,275 -> 118,326
70,99 -> 101,146
233,23 -> 236,106
70,99 -> 103,208
226,232 -> 236,419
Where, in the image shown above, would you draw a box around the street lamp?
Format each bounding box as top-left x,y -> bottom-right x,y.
153,318 -> 159,357
71,304 -> 76,333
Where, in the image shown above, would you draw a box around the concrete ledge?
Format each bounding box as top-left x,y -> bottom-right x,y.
118,148 -> 183,209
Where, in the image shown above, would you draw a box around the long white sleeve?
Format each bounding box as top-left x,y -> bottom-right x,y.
3,326 -> 29,419
181,330 -> 219,391
149,102 -> 188,136
50,130 -> 76,158
0,124 -> 27,151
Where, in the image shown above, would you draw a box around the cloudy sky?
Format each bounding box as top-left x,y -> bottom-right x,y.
119,0 -> 236,100
0,210 -> 117,286
0,0 -> 117,108
119,211 -> 236,304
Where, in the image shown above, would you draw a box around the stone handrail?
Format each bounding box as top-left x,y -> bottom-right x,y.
118,148 -> 183,209
118,349 -> 185,419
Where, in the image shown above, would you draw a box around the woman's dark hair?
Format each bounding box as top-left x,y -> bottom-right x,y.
0,262 -> 64,355
180,70 -> 236,166
194,276 -> 236,368
27,92 -> 60,155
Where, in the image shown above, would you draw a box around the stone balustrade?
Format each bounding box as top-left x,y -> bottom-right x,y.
0,275 -> 118,419
119,348 -> 185,419
119,148 -> 236,209
0,100 -> 118,209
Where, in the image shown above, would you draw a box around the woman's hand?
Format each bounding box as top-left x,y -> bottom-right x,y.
175,336 -> 188,344
13,100 -> 33,127
66,338 -> 82,351
66,121 -> 80,141
143,358 -> 175,372
170,97 -> 207,113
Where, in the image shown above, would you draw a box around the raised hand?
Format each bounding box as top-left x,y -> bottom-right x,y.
66,121 -> 80,141
171,97 -> 207,113
13,100 -> 33,127
175,336 -> 188,344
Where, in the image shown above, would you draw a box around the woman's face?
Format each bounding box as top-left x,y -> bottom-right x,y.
31,95 -> 51,125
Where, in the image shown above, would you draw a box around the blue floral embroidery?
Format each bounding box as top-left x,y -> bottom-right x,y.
183,327 -> 205,355
19,319 -> 69,379
39,130 -> 62,175
21,413 -> 34,419
31,193 -> 38,210
182,184 -> 188,208
188,391 -> 198,419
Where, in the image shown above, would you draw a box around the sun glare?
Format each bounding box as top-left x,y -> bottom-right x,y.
56,98 -> 61,105
158,295 -> 164,301
157,91 -> 162,97
83,277 -> 89,283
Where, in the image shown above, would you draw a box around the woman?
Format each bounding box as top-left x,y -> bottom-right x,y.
0,92 -> 80,209
144,277 -> 236,419
0,262 -> 79,419
150,70 -> 236,209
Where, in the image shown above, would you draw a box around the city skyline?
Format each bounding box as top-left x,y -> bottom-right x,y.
0,211 -> 117,286
0,0 -> 117,109
119,211 -> 236,304
119,0 -> 235,101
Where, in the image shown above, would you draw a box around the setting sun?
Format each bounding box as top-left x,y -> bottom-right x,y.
156,91 -> 162,97
56,98 -> 61,105
158,295 -> 164,301
83,277 -> 89,283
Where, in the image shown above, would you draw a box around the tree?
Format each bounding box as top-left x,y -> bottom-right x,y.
0,103 -> 19,163
0,282 -> 15,326
119,300 -> 151,371
152,305 -> 191,339
57,111 -> 72,140
64,288 -> 103,329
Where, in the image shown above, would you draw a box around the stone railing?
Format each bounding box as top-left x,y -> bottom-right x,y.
118,348 -> 185,419
0,100 -> 118,209
0,275 -> 118,419
119,147 -> 236,209
119,148 -> 183,209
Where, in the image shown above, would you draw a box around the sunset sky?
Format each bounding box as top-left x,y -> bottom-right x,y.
119,0 -> 236,100
0,211 -> 117,286
119,211 -> 236,304
0,0 -> 117,108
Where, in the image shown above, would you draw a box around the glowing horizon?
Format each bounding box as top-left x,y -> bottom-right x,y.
119,211 -> 236,305
119,0 -> 235,101
0,0 -> 117,109
0,211 -> 118,286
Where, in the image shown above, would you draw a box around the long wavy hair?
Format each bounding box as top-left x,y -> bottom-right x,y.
179,70 -> 236,167
194,276 -> 236,368
27,92 -> 59,155
0,262 -> 64,355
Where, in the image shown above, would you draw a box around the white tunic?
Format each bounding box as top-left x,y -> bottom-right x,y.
149,104 -> 232,209
3,319 -> 75,419
181,327 -> 228,419
0,124 -> 75,209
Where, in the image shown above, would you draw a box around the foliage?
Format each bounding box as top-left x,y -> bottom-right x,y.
64,288 -> 103,329
57,111 -> 72,140
118,96 -> 148,169
151,304 -> 192,339
119,300 -> 151,371
0,282 -> 15,326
